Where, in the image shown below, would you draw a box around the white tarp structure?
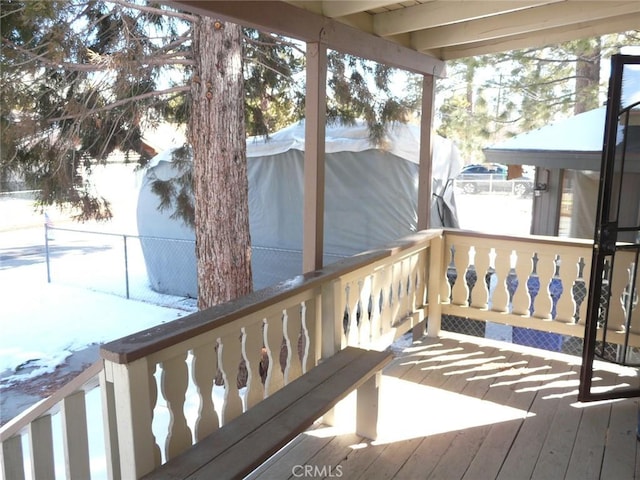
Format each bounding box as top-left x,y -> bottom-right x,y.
484,63 -> 640,239
484,108 -> 640,238
137,121 -> 463,296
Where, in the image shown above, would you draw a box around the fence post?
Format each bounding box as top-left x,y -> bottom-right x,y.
44,224 -> 51,283
123,235 -> 130,299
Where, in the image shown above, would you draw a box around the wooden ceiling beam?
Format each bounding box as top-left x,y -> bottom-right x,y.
318,0 -> 398,18
168,1 -> 445,75
435,12 -> 640,60
373,1 -> 555,37
411,1 -> 640,50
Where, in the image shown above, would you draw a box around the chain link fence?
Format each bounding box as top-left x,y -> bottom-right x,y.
43,226 -> 347,310
44,225 -> 197,311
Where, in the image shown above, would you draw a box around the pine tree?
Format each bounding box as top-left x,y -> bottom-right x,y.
1,0 -> 418,308
435,32 -> 639,162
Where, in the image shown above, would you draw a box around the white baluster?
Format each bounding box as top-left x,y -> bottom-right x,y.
243,322 -> 266,410
192,343 -> 219,441
300,301 -> 312,373
512,249 -> 531,316
345,283 -> 359,346
285,304 -> 304,382
355,279 -> 369,345
61,391 -> 90,479
218,336 -> 244,424
161,353 -> 192,459
1,435 -> 26,480
281,309 -> 293,383
148,363 -> 162,467
29,414 -> 55,479
263,312 -> 285,396
378,267 -> 392,335
492,247 -> 510,313
451,245 -> 469,306
534,251 -> 555,319
471,244 -> 490,309
556,255 -> 576,322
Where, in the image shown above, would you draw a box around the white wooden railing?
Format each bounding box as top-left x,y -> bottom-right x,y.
441,230 -> 640,347
0,361 -> 103,480
97,230 -> 438,479
2,229 -> 638,479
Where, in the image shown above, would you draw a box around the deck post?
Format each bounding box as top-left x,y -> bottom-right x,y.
356,371 -> 383,440
302,40 -> 327,273
427,231 -> 444,337
320,277 -> 343,426
105,358 -> 157,479
417,74 -> 435,231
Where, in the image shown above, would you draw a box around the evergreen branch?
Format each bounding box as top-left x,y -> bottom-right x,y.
244,34 -> 305,55
2,38 -> 194,70
244,56 -> 297,83
154,34 -> 193,56
47,85 -> 190,122
108,0 -> 199,23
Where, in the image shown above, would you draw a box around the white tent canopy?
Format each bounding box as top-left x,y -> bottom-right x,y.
137,121 -> 462,295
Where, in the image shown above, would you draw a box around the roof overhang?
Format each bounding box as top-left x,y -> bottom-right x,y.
485,148 -> 603,171
168,1 -> 640,63
167,1 -> 446,76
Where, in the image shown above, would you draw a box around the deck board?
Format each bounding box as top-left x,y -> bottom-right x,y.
530,366 -> 582,480
564,402 -> 611,480
249,331 -> 639,480
496,357 -> 570,480
601,399 -> 637,480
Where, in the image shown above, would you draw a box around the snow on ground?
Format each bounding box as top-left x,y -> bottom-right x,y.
0,224 -> 190,386
0,262 -> 187,382
0,204 -> 196,479
455,190 -> 532,235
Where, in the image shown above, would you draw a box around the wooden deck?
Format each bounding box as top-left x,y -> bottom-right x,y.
248,331 -> 640,480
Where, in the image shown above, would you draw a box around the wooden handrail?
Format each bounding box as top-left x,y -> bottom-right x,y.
442,228 -> 594,248
0,359 -> 103,442
100,229 -> 443,365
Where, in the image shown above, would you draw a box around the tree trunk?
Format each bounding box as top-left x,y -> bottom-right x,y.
190,18 -> 252,309
574,38 -> 601,115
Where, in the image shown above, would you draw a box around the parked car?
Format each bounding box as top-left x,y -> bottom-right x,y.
456,163 -> 532,196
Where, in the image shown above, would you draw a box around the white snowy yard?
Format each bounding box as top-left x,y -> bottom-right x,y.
0,236 -> 188,383
0,216 -> 198,479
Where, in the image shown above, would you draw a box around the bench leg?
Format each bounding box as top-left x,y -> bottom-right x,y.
356,372 -> 382,440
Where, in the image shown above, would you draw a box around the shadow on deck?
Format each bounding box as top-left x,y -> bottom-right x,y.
250,331 -> 640,480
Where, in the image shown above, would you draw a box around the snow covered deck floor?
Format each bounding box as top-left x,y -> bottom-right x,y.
248,331 -> 639,480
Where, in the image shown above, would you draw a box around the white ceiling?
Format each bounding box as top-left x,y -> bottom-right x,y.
288,0 -> 640,60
